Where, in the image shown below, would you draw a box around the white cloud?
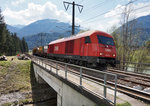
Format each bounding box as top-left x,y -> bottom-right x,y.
80,2 -> 150,32
102,2 -> 150,30
3,2 -> 81,25
11,0 -> 25,6
133,2 -> 150,18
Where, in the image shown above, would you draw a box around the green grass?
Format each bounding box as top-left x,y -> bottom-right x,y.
0,58 -> 57,105
2,103 -> 12,106
0,61 -> 11,67
117,102 -> 132,106
11,60 -> 31,92
0,58 -> 33,105
0,59 -> 31,95
145,56 -> 150,63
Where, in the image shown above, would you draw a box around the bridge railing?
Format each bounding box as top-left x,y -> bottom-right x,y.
115,61 -> 150,74
32,56 -> 118,106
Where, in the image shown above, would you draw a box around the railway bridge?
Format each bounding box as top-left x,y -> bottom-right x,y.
31,55 -> 117,106
30,55 -> 149,106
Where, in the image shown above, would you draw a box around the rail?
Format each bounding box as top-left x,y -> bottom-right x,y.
31,56 -> 118,106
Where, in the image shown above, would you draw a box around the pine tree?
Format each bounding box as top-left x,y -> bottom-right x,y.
4,31 -> 13,55
0,8 -> 29,55
0,8 -> 6,54
19,39 -> 23,53
22,37 -> 27,53
25,42 -> 29,52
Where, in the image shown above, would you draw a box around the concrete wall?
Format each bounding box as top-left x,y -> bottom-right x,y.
62,82 -> 96,106
33,63 -> 97,106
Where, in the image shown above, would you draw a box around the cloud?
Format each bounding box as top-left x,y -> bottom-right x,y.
102,2 -> 150,30
3,2 -> 81,25
11,0 -> 25,6
80,2 -> 150,32
133,2 -> 150,18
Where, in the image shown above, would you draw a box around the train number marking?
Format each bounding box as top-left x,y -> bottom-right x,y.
105,49 -> 111,52
54,46 -> 59,51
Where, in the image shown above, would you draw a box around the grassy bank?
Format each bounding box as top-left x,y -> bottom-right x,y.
0,57 -> 31,95
0,56 -> 57,106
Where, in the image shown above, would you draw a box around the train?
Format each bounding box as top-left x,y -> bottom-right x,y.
33,30 -> 119,70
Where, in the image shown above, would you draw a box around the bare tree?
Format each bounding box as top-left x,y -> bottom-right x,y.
117,0 -> 145,71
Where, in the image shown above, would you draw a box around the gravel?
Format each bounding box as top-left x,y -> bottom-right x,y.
133,85 -> 143,90
143,87 -> 150,93
0,92 -> 25,105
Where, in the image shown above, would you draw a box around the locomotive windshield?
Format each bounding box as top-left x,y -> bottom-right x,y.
97,35 -> 114,46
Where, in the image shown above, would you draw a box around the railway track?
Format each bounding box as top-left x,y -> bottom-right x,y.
108,68 -> 150,81
107,69 -> 150,88
26,54 -> 150,102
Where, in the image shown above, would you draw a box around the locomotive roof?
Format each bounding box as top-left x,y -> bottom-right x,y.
49,30 -> 111,45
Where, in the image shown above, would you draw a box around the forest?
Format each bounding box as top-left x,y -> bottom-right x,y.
0,9 -> 28,56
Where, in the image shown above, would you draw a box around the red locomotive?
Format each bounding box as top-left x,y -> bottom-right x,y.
33,30 -> 119,69
45,30 -> 118,69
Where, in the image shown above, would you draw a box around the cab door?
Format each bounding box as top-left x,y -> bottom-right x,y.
84,36 -> 91,56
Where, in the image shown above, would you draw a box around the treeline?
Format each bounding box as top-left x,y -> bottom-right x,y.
0,9 -> 28,56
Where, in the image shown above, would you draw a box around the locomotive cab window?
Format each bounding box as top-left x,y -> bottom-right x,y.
85,36 -> 91,43
97,35 -> 114,46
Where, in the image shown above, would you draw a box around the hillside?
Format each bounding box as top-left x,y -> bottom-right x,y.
6,25 -> 20,33
137,15 -> 150,29
137,15 -> 150,42
24,32 -> 71,49
116,14 -> 150,45
7,19 -> 79,38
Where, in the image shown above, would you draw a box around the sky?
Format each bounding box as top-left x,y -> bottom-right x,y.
0,0 -> 150,32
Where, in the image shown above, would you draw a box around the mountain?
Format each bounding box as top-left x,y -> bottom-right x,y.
24,32 -> 71,50
13,25 -> 25,29
17,19 -> 76,37
7,19 -> 79,38
137,15 -> 150,43
7,19 -> 80,49
117,14 -> 150,45
137,15 -> 150,29
6,25 -> 20,33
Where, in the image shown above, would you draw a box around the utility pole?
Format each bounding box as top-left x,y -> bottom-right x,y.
63,1 -> 83,35
40,33 -> 43,46
72,1 -> 75,35
38,33 -> 45,46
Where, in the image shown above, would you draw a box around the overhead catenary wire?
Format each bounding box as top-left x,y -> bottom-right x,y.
81,3 -> 150,25
76,0 -> 109,17
80,0 -> 150,25
77,0 -> 124,18
77,0 -> 85,4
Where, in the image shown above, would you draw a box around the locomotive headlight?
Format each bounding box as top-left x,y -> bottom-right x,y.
113,54 -> 116,57
100,53 -> 103,56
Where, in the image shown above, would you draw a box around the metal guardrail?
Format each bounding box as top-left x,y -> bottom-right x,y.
31,56 -> 118,106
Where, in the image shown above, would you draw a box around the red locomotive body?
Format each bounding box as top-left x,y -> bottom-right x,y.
47,30 -> 118,67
